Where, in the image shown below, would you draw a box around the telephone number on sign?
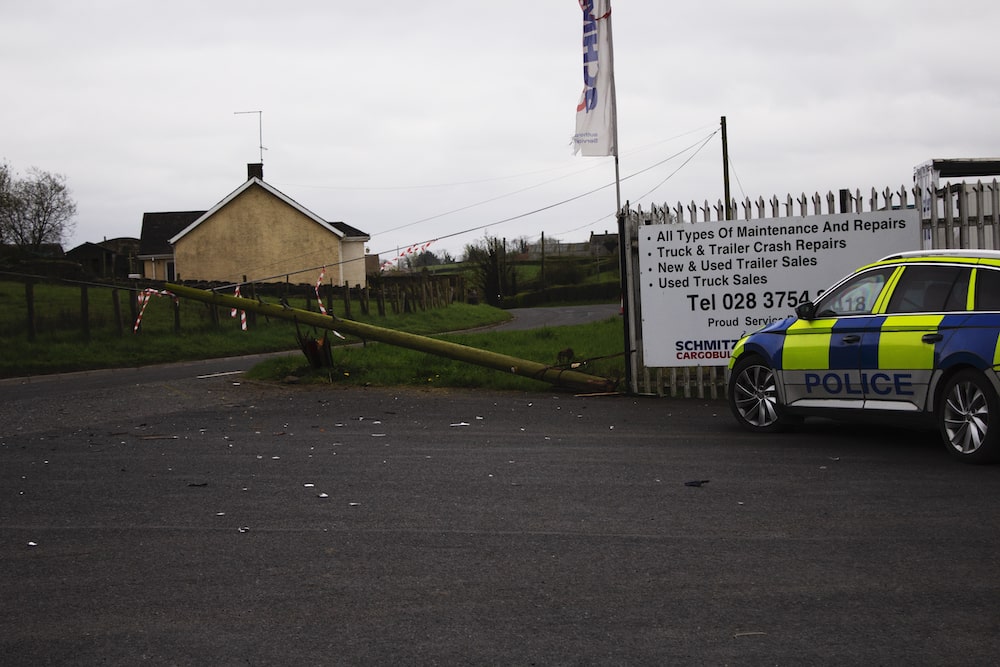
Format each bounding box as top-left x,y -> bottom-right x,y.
686,290 -> 814,311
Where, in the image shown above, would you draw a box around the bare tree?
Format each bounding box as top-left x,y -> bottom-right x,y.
0,164 -> 77,250
0,161 -> 12,245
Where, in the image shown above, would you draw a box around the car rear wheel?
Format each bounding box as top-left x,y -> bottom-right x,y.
729,355 -> 788,433
939,369 -> 1000,463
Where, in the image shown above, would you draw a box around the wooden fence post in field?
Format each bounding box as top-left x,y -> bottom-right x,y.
129,280 -> 138,325
304,285 -> 314,312
342,281 -> 351,318
25,280 -> 36,343
209,299 -> 220,327
112,284 -> 124,337
245,277 -> 257,327
80,285 -> 90,341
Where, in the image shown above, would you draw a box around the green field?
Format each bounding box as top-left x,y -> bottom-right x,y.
0,280 -> 506,376
0,279 -> 625,390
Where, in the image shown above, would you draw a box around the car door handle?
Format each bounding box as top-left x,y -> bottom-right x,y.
922,333 -> 943,343
841,334 -> 860,344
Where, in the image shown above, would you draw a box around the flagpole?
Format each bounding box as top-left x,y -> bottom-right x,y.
575,1 -> 633,392
607,3 -> 621,213
604,2 -> 635,393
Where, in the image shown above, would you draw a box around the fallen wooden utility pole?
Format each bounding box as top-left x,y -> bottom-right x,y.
165,283 -> 617,394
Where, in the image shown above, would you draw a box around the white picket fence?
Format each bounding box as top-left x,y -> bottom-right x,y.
622,180 -> 1000,397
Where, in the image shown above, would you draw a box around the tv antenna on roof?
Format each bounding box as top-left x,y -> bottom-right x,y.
234,110 -> 266,162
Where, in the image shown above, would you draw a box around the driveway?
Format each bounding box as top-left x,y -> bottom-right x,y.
492,303 -> 620,331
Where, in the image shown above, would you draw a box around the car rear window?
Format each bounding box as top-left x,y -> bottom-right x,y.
975,267 -> 1000,311
885,265 -> 970,313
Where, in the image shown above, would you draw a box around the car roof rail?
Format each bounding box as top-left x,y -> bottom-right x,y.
878,249 -> 1000,261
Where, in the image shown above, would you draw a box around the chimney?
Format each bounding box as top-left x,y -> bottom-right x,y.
247,163 -> 264,181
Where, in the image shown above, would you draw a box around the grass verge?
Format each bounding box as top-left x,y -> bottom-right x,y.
246,316 -> 626,391
0,286 -> 512,378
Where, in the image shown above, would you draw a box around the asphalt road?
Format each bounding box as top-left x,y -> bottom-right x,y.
3,305 -> 1000,664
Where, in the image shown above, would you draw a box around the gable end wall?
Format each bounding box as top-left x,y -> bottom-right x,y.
173,186 -> 365,285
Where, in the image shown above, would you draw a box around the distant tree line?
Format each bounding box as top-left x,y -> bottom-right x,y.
399,249 -> 457,269
0,160 -> 77,251
464,236 -> 516,307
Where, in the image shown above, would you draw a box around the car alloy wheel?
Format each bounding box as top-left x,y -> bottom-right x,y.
729,357 -> 783,431
940,369 -> 1000,463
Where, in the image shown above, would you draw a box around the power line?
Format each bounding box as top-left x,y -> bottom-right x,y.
197,127 -> 724,287
556,129 -> 720,235
365,161 -> 609,237
628,130 -> 719,204
276,125 -> 718,193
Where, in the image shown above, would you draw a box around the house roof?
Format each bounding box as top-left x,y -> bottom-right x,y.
68,237 -> 140,257
66,242 -> 110,258
138,211 -> 205,257
167,178 -> 370,245
330,221 -> 368,239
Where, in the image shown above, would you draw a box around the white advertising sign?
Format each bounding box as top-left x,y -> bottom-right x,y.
638,210 -> 921,367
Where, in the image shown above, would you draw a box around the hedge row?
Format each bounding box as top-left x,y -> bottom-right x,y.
501,282 -> 620,308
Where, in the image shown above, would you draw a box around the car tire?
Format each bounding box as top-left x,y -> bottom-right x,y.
939,369 -> 1000,464
729,355 -> 789,433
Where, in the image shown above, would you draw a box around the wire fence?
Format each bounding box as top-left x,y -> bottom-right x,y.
0,270 -> 467,342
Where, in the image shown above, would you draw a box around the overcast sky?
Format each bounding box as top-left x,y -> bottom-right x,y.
3,0 -> 999,270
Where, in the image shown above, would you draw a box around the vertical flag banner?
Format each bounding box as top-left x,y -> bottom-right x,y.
573,0 -> 617,157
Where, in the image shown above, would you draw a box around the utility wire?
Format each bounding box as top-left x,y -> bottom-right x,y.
278,125 -> 720,193
628,129 -> 719,204
556,129 -> 720,235
365,161 -> 609,237
727,151 -> 748,201
231,129 -> 723,286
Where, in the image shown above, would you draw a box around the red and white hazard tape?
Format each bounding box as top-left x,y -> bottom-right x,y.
231,285 -> 247,331
315,267 -> 327,315
133,288 -> 177,333
380,239 -> 435,271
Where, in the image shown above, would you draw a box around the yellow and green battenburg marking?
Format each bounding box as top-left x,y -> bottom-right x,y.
731,257 -> 1000,373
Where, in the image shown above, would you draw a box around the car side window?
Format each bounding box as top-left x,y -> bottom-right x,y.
885,265 -> 970,314
975,268 -> 1000,311
815,267 -> 894,317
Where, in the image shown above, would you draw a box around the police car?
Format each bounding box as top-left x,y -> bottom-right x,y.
728,250 -> 1000,463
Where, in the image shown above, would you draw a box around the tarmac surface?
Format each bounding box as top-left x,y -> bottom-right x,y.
3,305 -> 1000,664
